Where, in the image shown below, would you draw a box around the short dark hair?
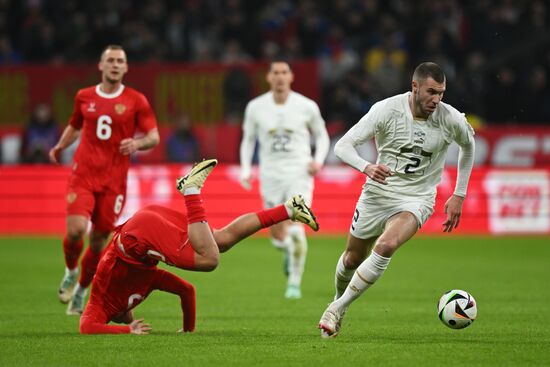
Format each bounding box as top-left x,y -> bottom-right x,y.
269,58 -> 292,72
413,62 -> 445,84
100,45 -> 125,61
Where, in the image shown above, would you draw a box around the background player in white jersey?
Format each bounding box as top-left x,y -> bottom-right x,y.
239,59 -> 330,299
318,62 -> 475,337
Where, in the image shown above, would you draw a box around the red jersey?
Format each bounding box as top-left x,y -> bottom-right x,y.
80,242 -> 196,334
115,205 -> 197,270
68,84 -> 157,191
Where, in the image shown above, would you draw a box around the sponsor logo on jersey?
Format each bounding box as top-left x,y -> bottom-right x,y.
67,192 -> 77,204
87,102 -> 96,112
115,103 -> 126,115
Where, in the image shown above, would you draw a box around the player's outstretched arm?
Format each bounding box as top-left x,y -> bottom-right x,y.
49,125 -> 81,163
80,308 -> 135,334
153,269 -> 196,332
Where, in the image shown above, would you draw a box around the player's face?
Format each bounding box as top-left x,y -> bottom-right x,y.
412,77 -> 445,117
266,62 -> 294,93
99,49 -> 128,84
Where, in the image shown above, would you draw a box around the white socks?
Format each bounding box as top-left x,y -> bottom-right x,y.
271,236 -> 292,251
333,251 -> 391,310
184,187 -> 200,195
73,283 -> 88,298
334,253 -> 354,300
287,225 -> 307,287
66,267 -> 78,277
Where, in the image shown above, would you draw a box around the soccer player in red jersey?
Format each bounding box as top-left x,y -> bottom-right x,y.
80,159 -> 319,334
49,45 -> 160,315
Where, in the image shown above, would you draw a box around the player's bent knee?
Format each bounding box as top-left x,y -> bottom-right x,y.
343,252 -> 363,269
373,240 -> 398,257
196,254 -> 220,271
67,227 -> 86,242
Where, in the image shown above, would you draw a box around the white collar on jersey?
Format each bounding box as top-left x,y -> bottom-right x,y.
95,84 -> 125,99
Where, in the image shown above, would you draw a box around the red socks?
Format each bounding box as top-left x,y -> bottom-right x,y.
256,205 -> 290,228
184,194 -> 207,224
63,237 -> 83,270
79,247 -> 104,288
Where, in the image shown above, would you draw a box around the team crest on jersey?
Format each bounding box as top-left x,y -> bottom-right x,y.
67,192 -> 77,204
87,102 -> 96,112
413,130 -> 426,145
115,103 -> 126,115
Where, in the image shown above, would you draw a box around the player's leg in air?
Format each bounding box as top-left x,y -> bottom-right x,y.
173,159 -> 319,272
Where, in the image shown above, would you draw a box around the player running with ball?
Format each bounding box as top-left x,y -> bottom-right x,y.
318,62 -> 475,338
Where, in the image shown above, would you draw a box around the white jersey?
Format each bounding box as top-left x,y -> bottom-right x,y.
240,91 -> 330,182
336,92 -> 475,203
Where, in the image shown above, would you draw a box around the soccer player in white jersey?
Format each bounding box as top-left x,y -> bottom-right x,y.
318,62 -> 475,337
240,59 -> 330,299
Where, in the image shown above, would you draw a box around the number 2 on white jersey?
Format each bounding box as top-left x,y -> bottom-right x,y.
96,115 -> 112,140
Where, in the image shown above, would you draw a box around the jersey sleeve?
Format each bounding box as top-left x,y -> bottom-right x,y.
68,90 -> 84,129
308,101 -> 330,165
80,302 -> 131,334
152,269 -> 196,332
240,102 -> 257,179
334,101 -> 385,171
135,93 -> 158,133
453,113 -> 475,147
452,114 -> 476,197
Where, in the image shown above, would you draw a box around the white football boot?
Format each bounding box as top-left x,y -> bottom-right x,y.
58,268 -> 79,304
66,289 -> 87,315
319,302 -> 346,338
285,195 -> 319,231
285,284 -> 302,299
176,158 -> 218,193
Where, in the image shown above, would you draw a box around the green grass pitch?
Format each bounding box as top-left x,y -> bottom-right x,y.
0,234 -> 549,366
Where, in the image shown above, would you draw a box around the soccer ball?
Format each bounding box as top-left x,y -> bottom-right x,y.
437,289 -> 477,329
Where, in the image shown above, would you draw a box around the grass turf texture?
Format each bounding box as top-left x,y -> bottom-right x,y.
0,235 -> 549,367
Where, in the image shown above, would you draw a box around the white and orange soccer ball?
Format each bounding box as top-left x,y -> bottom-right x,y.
437,289 -> 477,329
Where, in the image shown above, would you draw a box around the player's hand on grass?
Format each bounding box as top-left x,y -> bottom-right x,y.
129,318 -> 152,335
443,194 -> 464,233
364,164 -> 392,185
49,145 -> 63,164
119,138 -> 139,155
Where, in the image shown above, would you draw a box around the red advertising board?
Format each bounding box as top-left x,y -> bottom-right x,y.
1,165 -> 548,235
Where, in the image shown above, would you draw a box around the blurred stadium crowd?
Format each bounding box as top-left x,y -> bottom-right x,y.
1,0 -> 549,127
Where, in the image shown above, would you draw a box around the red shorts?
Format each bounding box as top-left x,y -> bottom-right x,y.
67,174 -> 126,233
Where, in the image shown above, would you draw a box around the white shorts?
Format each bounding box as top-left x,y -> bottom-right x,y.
349,188 -> 434,239
260,176 -> 313,208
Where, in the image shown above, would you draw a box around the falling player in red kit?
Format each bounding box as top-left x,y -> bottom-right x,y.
49,45 -> 160,315
80,159 -> 319,334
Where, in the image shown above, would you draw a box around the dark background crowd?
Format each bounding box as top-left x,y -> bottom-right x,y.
1,0 -> 549,165
1,0 -> 550,125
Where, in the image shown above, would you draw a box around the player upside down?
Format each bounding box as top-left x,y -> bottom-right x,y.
79,159 -> 319,334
